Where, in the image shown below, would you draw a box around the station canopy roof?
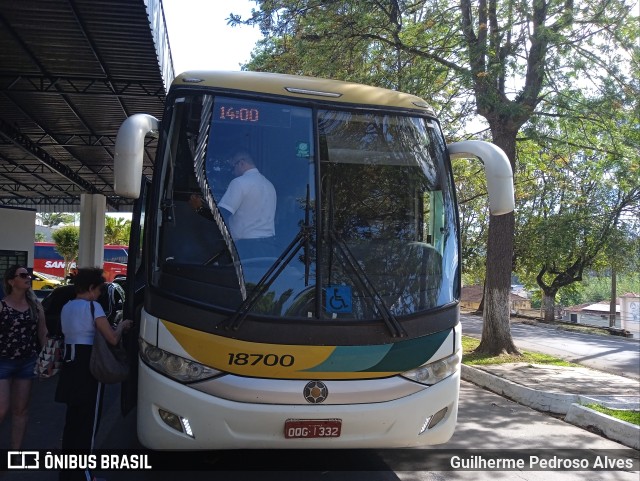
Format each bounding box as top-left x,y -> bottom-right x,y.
0,0 -> 173,213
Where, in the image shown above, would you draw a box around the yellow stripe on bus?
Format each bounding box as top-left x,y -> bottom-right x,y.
161,320 -> 397,379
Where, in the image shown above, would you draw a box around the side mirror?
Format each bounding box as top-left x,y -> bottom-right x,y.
114,114 -> 159,198
448,140 -> 515,215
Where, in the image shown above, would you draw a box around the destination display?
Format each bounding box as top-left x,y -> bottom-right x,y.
214,97 -> 291,128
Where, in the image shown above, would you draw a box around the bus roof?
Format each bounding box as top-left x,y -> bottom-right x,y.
174,71 -> 436,115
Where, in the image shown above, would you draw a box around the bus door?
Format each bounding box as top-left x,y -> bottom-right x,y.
121,176 -> 151,415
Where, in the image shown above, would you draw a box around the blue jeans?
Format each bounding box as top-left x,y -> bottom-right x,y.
0,357 -> 37,379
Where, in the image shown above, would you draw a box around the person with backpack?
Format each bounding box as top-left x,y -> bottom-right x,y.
0,265 -> 47,449
54,267 -> 131,481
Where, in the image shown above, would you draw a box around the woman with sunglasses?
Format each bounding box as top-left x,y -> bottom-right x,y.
0,265 -> 47,449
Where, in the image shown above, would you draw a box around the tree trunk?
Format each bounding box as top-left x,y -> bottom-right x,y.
609,267 -> 617,328
541,291 -> 557,322
477,278 -> 486,313
477,212 -> 519,355
477,128 -> 519,355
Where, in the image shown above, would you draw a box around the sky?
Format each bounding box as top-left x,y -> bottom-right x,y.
161,0 -> 263,74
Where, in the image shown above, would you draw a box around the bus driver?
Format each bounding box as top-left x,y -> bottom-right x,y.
189,151 -> 277,258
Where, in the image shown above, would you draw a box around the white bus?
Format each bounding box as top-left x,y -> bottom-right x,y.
114,71 -> 514,449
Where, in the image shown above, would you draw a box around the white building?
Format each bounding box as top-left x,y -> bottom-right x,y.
619,293 -> 640,339
563,293 -> 640,339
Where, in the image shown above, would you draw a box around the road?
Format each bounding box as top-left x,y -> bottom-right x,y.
461,313 -> 640,379
2,374 -> 637,480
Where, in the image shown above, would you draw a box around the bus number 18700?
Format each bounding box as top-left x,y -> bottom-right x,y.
227,352 -> 294,367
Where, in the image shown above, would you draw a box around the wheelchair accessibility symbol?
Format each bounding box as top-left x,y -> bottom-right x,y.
326,285 -> 352,313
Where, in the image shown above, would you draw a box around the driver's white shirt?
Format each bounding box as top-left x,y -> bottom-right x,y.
218,168 -> 276,239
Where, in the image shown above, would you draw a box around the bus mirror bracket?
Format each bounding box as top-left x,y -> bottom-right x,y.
114,114 -> 159,199
448,140 -> 515,216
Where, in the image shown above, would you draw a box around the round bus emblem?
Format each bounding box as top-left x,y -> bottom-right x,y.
303,381 -> 328,404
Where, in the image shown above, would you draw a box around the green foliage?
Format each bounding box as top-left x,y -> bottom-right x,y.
598,223 -> 640,274
34,232 -> 46,242
584,404 -> 640,426
580,275 -> 640,303
514,132 -> 640,307
235,0 -> 639,140
583,404 -> 640,426
529,282 -> 585,309
104,216 -> 131,245
235,0 -> 475,136
527,274 -> 639,309
37,212 -> 75,227
453,157 -> 489,285
51,226 -> 79,278
462,336 -> 578,367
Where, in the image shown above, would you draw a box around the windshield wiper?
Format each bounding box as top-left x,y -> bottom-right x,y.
221,186 -> 313,331
328,231 -> 406,338
324,181 -> 405,338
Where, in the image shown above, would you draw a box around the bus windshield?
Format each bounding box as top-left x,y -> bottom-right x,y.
155,94 -> 458,321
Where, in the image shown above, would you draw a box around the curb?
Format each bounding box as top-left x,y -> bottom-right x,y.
461,364 -> 578,415
565,404 -> 640,450
461,364 -> 640,449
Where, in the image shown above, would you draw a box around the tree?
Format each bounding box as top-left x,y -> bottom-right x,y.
514,140 -> 640,321
37,212 -> 75,227
453,158 -> 489,287
52,226 -> 79,279
34,232 -> 46,242
514,57 -> 640,320
580,273 -> 640,304
232,0 -> 639,354
104,216 -> 131,245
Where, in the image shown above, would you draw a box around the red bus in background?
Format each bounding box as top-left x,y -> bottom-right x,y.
34,242 -> 128,282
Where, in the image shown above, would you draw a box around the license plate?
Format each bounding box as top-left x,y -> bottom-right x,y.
284,419 -> 342,439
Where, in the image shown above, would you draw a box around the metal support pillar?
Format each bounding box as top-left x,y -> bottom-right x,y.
78,193 -> 105,270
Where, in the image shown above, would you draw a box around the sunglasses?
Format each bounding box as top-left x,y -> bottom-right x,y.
15,273 -> 31,279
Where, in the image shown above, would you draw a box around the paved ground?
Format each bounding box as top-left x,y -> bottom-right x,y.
3,381 -> 637,481
460,313 -> 640,379
1,318 -> 638,478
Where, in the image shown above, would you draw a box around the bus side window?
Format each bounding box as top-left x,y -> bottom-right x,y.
35,244 -> 63,260
104,248 -> 128,264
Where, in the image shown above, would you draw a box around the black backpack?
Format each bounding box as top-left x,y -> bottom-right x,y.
42,282 -> 126,335
98,282 -> 126,326
41,285 -> 75,336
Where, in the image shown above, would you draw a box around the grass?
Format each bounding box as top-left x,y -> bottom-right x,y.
461,336 -> 579,367
583,404 -> 640,426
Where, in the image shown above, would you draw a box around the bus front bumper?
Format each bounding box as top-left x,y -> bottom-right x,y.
136,361 -> 460,450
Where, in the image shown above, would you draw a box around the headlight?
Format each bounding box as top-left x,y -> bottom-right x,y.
139,339 -> 222,383
400,351 -> 461,386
